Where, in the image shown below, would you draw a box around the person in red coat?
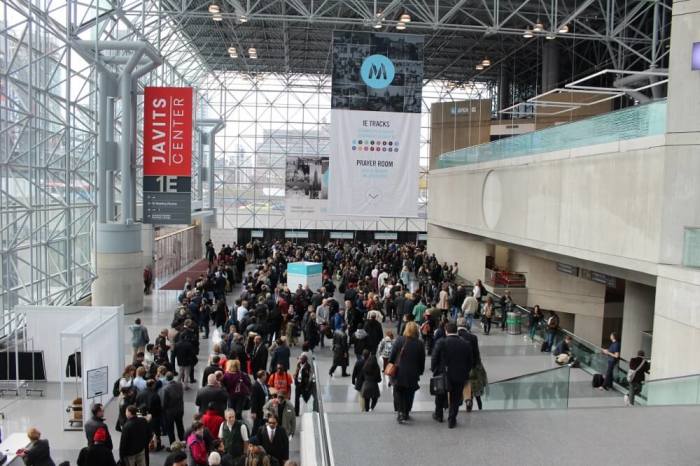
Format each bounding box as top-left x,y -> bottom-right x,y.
201,402 -> 224,439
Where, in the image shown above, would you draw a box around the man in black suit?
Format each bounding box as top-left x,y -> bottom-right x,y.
431,322 -> 473,428
250,335 -> 268,375
201,356 -> 221,388
257,414 -> 288,465
119,405 -> 152,465
195,373 -> 228,416
456,317 -> 481,365
250,370 -> 270,432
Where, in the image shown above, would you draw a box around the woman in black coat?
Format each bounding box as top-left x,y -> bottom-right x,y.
388,321 -> 425,424
329,327 -> 349,377
305,312 -> 320,350
361,355 -> 382,412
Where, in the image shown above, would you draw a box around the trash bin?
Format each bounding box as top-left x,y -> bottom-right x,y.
506,311 -> 522,335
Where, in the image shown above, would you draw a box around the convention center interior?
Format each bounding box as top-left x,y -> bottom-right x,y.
2,0 -> 700,465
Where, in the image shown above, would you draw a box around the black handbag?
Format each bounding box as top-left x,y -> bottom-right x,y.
429,373 -> 450,396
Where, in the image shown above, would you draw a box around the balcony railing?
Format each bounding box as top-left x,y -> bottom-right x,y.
438,100 -> 667,168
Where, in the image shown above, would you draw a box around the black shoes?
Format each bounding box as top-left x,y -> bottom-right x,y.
448,419 -> 456,429
432,412 -> 444,423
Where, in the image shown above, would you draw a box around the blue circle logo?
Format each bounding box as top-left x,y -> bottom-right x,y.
360,55 -> 395,89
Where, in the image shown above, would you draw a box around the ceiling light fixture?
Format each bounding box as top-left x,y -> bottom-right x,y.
212,13 -> 223,21
229,52 -> 238,58
545,32 -> 556,40
396,22 -> 406,30
533,22 -> 544,32
523,28 -> 534,38
239,14 -> 248,23
475,64 -> 484,71
373,20 -> 383,29
228,46 -> 237,55
208,3 -> 220,14
482,58 -> 491,67
248,47 -> 257,58
400,13 -> 411,23
558,24 -> 569,33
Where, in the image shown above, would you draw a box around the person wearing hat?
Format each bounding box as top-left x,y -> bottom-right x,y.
77,427 -> 117,466
84,403 -> 112,450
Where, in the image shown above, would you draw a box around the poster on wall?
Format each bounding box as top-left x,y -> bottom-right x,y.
285,155 -> 330,217
142,87 -> 193,225
328,32 -> 423,217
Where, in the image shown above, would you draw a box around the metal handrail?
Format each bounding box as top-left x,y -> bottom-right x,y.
312,358 -> 333,466
154,225 -> 198,241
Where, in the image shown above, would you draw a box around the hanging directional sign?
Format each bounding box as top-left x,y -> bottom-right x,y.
142,87 -> 193,225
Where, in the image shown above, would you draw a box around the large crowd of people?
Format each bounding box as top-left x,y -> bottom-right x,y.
19,238 -> 641,465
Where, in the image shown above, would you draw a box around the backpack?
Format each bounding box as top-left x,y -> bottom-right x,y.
420,321 -> 431,336
113,379 -> 121,397
234,375 -> 244,395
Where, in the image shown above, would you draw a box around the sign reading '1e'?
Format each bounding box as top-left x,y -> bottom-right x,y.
142,87 -> 193,225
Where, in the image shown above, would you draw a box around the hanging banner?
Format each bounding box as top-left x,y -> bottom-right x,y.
142,87 -> 193,224
328,32 -> 423,217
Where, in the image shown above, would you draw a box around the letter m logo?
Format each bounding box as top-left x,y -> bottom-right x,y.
368,63 -> 387,80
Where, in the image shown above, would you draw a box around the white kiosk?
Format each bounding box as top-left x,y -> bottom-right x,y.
287,261 -> 323,292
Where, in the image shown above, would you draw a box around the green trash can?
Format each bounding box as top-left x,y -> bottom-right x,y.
506,311 -> 522,335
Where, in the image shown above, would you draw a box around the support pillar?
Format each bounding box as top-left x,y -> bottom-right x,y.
72,40 -> 162,314
92,224 -> 144,315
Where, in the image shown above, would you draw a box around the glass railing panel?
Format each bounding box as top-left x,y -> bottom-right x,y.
641,374 -> 700,406
438,100 -> 667,168
483,366 -> 570,410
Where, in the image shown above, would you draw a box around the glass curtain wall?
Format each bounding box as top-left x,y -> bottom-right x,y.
0,0 -> 216,314
200,73 -> 489,231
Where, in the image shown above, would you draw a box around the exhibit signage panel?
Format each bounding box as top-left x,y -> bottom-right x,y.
142,87 -> 193,224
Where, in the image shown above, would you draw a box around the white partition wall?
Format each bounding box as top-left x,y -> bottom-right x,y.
12,305 -> 124,429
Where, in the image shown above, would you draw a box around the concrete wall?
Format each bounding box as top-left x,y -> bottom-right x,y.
650,265 -> 700,379
427,224 -> 491,283
508,250 -> 606,317
429,137 -> 666,276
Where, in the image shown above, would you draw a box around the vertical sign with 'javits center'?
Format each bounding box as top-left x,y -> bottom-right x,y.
143,87 -> 193,225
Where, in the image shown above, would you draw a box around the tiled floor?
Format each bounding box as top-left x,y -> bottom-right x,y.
327,406 -> 700,466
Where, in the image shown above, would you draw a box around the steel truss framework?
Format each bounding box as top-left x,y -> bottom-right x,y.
130,0 -> 671,86
0,0 -> 672,311
0,0 -> 216,313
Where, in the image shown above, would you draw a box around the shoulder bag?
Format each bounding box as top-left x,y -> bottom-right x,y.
384,340 -> 406,378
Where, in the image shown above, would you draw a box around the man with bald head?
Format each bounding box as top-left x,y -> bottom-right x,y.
195,373 -> 228,416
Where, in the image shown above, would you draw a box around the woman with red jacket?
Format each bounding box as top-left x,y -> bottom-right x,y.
186,421 -> 208,466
